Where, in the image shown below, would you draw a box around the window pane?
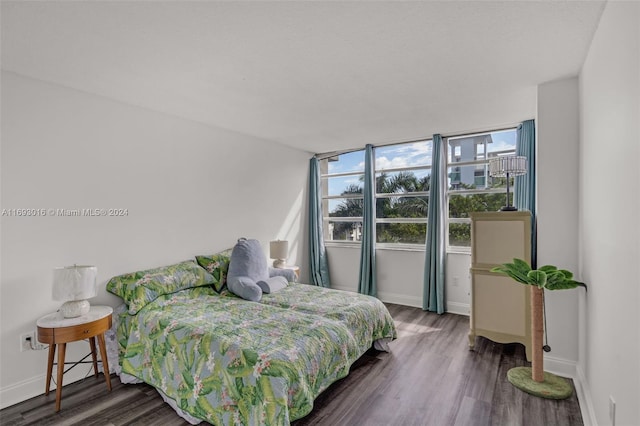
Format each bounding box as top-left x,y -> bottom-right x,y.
448,166 -> 515,191
449,223 -> 471,247
377,223 -> 427,244
448,134 -> 491,163
449,193 -> 511,218
487,129 -> 517,156
375,140 -> 432,171
375,170 -> 431,194
327,198 -> 363,218
448,164 -> 491,190
447,129 -> 516,164
326,221 -> 363,242
321,150 -> 365,175
324,175 -> 364,197
376,196 -> 428,219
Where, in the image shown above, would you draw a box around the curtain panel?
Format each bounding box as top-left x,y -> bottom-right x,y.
423,134 -> 446,314
308,157 -> 331,287
514,119 -> 537,268
358,144 -> 377,297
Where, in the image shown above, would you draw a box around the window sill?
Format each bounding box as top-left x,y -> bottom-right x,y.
325,241 -> 360,249
325,241 -> 426,252
447,246 -> 471,255
326,241 -> 472,255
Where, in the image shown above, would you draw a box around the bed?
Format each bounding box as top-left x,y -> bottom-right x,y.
107,258 -> 396,425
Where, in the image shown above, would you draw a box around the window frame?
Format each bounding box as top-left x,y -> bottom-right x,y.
320,152 -> 365,245
444,128 -> 518,252
318,126 -> 518,251
374,140 -> 432,247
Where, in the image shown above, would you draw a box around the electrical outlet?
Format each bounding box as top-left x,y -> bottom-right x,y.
452,276 -> 459,287
19,331 -> 46,351
609,395 -> 616,426
19,332 -> 32,352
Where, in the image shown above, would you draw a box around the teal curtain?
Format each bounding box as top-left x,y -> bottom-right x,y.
423,134 -> 446,314
514,119 -> 537,268
308,157 -> 331,287
358,144 -> 377,297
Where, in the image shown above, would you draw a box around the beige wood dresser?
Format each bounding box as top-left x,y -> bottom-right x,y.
468,211 -> 532,361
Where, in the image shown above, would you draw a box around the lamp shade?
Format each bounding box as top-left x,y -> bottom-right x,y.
489,155 -> 527,178
269,240 -> 289,260
488,155 -> 527,211
52,265 -> 97,302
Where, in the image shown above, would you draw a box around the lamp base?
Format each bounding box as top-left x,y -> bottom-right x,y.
500,205 -> 518,211
273,259 -> 286,268
60,300 -> 90,318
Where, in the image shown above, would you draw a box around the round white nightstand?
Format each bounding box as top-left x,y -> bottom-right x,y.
37,305 -> 113,412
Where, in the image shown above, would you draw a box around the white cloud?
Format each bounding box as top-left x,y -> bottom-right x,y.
374,141 -> 432,170
490,139 -> 516,152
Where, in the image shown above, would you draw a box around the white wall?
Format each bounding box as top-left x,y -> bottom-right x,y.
327,245 -> 471,315
579,2 -> 640,425
536,77 -> 581,370
0,71 -> 311,408
327,246 -> 427,306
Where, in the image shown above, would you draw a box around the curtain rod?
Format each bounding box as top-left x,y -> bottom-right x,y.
314,122 -> 524,160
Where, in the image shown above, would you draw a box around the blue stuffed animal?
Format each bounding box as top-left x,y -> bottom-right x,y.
227,238 -> 295,301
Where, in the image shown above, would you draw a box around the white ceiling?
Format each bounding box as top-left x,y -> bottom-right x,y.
1,1 -> 605,153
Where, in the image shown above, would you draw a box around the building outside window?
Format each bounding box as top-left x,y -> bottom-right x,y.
446,128 -> 517,249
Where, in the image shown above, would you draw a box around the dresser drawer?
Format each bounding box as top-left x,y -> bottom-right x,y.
38,315 -> 111,344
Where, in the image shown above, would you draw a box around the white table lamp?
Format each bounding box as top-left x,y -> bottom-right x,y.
52,265 -> 97,318
269,240 -> 288,268
488,155 -> 527,211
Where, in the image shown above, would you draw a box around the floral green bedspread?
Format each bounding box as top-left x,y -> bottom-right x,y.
117,285 -> 396,425
230,283 -> 397,356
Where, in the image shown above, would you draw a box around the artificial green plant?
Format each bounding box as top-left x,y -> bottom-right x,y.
491,258 -> 586,391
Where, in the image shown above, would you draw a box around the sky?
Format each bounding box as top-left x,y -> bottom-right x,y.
325,129 -> 517,201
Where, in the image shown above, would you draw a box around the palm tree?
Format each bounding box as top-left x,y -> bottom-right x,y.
330,183 -> 363,240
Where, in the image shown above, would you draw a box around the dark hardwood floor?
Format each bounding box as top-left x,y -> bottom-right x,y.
0,304 -> 583,425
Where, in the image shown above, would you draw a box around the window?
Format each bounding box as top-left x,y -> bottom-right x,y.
446,128 -> 517,248
375,140 -> 432,245
319,127 -> 516,250
320,140 -> 432,246
320,150 -> 365,242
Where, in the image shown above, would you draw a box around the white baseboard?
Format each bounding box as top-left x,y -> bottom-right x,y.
331,287 -> 469,316
445,302 -> 470,316
575,365 -> 597,426
330,285 -> 357,293
541,357 -> 597,426
0,360 -> 93,409
0,374 -> 46,409
329,287 -> 424,309
543,354 -> 577,378
377,292 -> 469,316
377,291 -> 422,308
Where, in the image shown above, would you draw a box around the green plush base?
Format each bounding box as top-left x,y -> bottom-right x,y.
507,367 -> 573,399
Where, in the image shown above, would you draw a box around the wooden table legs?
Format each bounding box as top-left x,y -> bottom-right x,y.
89,337 -> 99,378
44,333 -> 111,412
55,343 -> 66,412
44,342 -> 64,413
96,333 -> 112,391
45,343 -> 55,396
